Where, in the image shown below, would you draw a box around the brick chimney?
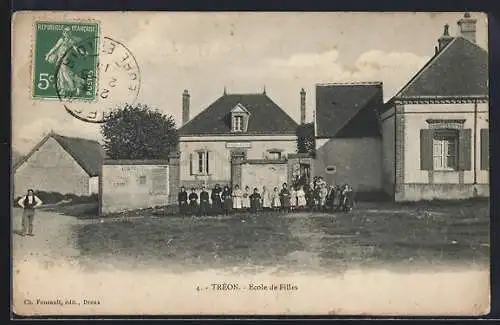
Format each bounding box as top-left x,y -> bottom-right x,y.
457,12 -> 477,44
437,24 -> 453,52
300,88 -> 306,124
182,89 -> 190,126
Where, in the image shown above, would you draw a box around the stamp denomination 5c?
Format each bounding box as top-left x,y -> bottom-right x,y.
32,21 -> 100,100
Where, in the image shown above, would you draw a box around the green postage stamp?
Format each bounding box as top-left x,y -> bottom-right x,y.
32,21 -> 100,100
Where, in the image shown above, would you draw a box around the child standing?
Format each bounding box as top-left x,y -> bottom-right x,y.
296,186 -> 307,211
242,186 -> 251,211
232,185 -> 243,212
271,187 -> 281,212
289,186 -> 297,212
249,188 -> 262,214
188,188 -> 199,215
319,184 -> 329,212
280,183 -> 291,213
221,186 -> 232,215
261,186 -> 271,211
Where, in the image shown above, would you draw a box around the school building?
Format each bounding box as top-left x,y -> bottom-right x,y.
177,88 -> 312,193
380,13 -> 489,201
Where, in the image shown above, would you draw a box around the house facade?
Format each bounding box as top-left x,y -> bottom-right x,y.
314,82 -> 384,193
178,89 -> 303,190
13,132 -> 105,198
381,13 -> 489,201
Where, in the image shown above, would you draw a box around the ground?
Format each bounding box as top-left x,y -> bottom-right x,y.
12,199 -> 489,274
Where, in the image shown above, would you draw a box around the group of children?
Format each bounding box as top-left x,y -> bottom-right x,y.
177,177 -> 355,216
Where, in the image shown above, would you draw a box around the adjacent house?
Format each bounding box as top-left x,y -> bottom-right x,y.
314,82 -> 384,193
381,13 -> 489,201
177,88 -> 302,190
13,131 -> 105,198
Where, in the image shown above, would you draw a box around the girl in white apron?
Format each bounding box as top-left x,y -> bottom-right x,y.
232,185 -> 243,211
296,186 -> 307,210
289,186 -> 297,212
271,187 -> 281,212
261,186 -> 271,210
242,186 -> 251,210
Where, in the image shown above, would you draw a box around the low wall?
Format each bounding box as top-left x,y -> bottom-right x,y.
100,155 -> 180,215
395,184 -> 490,202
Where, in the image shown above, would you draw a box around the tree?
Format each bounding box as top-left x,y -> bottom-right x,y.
101,104 -> 179,160
296,122 -> 316,156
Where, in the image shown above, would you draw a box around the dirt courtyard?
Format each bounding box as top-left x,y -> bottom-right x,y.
11,199 -> 491,316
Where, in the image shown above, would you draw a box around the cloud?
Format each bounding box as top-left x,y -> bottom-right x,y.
236,48 -> 429,102
269,49 -> 340,68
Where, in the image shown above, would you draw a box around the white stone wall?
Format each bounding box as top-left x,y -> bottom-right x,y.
403,102 -> 489,185
101,163 -> 169,215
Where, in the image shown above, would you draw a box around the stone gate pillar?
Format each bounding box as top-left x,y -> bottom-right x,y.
168,151 -> 181,205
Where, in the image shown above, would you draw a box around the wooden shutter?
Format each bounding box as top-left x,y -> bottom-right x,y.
420,129 -> 433,170
189,153 -> 193,175
458,129 -> 472,170
481,128 -> 489,170
208,151 -> 215,175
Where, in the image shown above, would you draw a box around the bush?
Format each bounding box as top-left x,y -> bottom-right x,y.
13,191 -> 98,206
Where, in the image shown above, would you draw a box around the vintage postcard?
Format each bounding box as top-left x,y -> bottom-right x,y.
11,11 -> 490,316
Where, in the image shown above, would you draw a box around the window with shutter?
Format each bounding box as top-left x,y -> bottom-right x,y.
481,128 -> 489,170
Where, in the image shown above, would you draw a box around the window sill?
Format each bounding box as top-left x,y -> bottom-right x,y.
433,169 -> 459,173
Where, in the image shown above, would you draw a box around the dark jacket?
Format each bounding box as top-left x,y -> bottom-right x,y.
178,191 -> 188,204
211,188 -> 222,202
188,192 -> 198,203
200,191 -> 210,203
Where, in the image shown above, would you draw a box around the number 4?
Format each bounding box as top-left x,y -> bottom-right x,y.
38,73 -> 53,90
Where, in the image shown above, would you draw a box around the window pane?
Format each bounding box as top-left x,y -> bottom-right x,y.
198,152 -> 203,173
433,130 -> 458,170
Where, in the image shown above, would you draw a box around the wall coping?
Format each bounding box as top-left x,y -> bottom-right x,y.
242,159 -> 288,165
103,159 -> 170,165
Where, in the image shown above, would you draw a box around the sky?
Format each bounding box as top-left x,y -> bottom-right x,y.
12,11 -> 488,154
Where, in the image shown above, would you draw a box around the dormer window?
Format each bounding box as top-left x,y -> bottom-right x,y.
231,103 -> 250,133
233,116 -> 243,132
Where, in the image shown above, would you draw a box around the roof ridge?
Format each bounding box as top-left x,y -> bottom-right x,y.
53,133 -> 101,144
392,37 -> 458,99
12,133 -> 52,171
316,81 -> 383,86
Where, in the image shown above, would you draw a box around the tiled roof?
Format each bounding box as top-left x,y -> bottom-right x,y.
13,132 -> 105,176
315,83 -> 383,138
178,93 -> 298,135
394,36 -> 488,99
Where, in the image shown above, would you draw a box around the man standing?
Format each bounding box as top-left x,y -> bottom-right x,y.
17,189 -> 43,236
